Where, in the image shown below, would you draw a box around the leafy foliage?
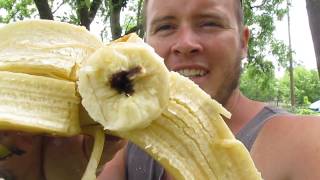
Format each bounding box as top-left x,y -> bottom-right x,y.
292,107 -> 320,115
240,62 -> 278,102
243,0 -> 289,78
279,66 -> 320,106
241,65 -> 320,115
0,0 -> 37,23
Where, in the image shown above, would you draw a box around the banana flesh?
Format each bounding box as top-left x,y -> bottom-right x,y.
78,34 -> 262,179
0,71 -> 81,136
78,41 -> 170,131
0,20 -> 102,81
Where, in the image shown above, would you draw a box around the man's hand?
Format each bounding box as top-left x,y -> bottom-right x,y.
0,131 -> 44,180
0,131 -> 126,180
44,134 -> 125,180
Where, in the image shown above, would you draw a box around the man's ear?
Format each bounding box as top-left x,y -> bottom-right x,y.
240,26 -> 250,59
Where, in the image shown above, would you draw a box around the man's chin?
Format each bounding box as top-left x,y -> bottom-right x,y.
183,75 -> 237,106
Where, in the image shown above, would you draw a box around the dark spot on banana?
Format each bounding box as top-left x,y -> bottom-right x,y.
110,66 -> 142,96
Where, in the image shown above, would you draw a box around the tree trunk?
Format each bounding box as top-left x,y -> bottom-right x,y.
110,0 -> 124,40
287,0 -> 295,108
306,0 -> 320,79
136,0 -> 144,37
77,0 -> 102,30
77,0 -> 90,30
33,0 -> 54,20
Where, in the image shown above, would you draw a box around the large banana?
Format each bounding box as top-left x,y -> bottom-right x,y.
0,20 -> 102,135
78,34 -> 263,179
0,20 -> 104,180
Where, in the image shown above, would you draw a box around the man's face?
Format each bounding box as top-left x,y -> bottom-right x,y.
145,0 -> 249,105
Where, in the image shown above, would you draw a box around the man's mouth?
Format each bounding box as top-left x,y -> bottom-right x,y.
176,69 -> 208,78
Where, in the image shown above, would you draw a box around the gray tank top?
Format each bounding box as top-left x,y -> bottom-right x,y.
125,106 -> 286,180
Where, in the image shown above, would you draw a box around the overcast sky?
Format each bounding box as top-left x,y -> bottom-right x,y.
274,0 -> 317,70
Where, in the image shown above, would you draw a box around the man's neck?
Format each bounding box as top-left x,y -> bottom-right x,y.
224,89 -> 266,134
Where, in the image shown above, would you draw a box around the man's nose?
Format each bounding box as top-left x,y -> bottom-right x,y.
171,28 -> 203,56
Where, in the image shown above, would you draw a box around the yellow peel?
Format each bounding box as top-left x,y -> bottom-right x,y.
81,126 -> 105,180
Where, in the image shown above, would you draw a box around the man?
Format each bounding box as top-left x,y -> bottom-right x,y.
98,0 -> 320,179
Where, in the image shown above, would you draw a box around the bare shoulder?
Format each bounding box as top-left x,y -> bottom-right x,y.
251,114 -> 320,180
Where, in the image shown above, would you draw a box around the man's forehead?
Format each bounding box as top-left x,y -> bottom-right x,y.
147,0 -> 238,13
147,0 -> 241,6
146,0 -> 237,21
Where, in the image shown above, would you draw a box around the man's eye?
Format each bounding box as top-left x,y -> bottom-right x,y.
155,24 -> 174,32
201,21 -> 220,27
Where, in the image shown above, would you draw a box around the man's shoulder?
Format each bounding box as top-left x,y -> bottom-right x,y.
262,113 -> 320,133
251,114 -> 320,179
256,113 -> 320,148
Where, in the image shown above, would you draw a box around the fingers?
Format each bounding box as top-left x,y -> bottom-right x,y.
0,131 -> 39,159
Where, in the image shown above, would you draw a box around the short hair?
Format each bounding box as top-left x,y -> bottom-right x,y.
142,0 -> 244,32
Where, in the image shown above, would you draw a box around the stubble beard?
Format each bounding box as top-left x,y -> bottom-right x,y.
213,58 -> 241,106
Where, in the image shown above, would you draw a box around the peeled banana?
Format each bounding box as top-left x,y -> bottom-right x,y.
0,19 -> 262,180
0,20 -> 103,180
0,20 -> 102,136
78,34 -> 262,180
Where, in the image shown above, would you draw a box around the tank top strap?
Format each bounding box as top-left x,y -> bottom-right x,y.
126,142 -> 164,180
236,105 -> 287,150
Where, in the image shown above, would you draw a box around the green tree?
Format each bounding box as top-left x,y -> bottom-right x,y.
244,0 -> 289,73
0,0 -> 37,23
235,0 -> 292,106
108,0 -> 127,39
240,62 -> 278,102
279,66 -> 320,106
122,0 -> 144,37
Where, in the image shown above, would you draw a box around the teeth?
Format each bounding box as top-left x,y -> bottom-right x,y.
177,69 -> 207,77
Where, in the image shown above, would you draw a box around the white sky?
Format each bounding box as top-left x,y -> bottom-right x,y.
274,0 -> 317,70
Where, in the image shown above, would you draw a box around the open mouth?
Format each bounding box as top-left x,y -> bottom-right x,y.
176,69 -> 208,78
